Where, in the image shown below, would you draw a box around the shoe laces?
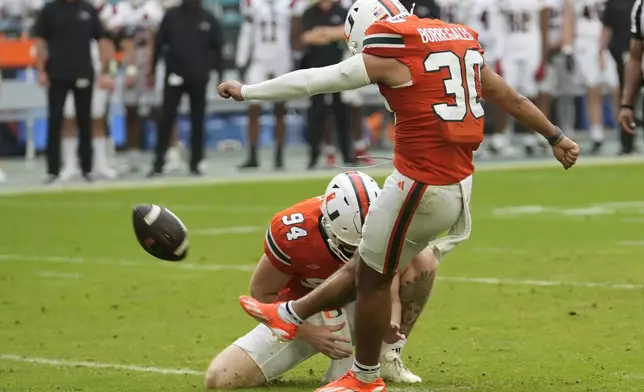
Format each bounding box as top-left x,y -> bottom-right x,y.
385,351 -> 411,374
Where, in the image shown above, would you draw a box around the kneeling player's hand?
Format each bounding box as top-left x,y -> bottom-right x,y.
551,137 -> 580,170
297,323 -> 353,360
218,80 -> 244,101
384,322 -> 405,344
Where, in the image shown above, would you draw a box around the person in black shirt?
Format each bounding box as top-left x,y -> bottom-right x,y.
300,0 -> 353,169
618,0 -> 644,137
602,0 -> 637,154
34,0 -> 115,183
148,0 -> 223,177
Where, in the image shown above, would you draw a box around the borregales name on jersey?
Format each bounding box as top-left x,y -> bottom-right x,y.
417,27 -> 475,43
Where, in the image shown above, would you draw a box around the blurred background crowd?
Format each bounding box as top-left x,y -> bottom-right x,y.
0,0 -> 640,183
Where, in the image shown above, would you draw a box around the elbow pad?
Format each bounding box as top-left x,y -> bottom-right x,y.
241,54 -> 371,101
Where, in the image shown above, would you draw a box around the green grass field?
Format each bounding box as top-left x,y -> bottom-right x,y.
1,163 -> 644,392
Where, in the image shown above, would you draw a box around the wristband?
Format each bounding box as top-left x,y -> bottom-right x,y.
621,104 -> 634,111
547,127 -> 565,146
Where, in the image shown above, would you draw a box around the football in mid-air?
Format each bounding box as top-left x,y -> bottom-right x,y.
132,204 -> 188,261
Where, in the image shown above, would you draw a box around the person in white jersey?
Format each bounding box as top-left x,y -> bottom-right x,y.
465,0 -> 515,157
436,0 -> 469,24
497,0 -> 552,156
60,0 -> 117,180
236,0 -> 297,170
539,0 -> 576,136
563,0 -> 620,154
120,0 -> 185,174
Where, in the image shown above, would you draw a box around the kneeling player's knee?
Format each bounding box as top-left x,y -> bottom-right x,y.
204,346 -> 266,389
204,367 -> 219,389
411,248 -> 439,274
204,364 -> 237,390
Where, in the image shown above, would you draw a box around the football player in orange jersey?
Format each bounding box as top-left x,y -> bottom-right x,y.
218,0 -> 580,389
205,171 -> 441,388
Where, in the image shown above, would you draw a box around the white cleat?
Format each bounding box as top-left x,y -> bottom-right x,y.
0,168 -> 7,183
380,350 -> 422,384
164,147 -> 183,173
93,166 -> 118,180
59,166 -> 80,181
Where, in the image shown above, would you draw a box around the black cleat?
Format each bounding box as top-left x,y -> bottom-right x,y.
238,159 -> 259,170
44,175 -> 59,185
147,170 -> 163,178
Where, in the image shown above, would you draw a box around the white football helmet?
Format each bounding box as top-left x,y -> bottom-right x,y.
321,171 -> 381,262
343,0 -> 410,55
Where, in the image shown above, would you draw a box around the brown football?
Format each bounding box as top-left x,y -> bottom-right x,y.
132,204 -> 188,262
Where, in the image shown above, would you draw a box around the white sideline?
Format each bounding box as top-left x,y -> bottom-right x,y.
0,354 -> 203,376
3,253 -> 641,290
1,155 -> 644,197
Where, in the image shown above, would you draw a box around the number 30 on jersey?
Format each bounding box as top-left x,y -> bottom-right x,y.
424,49 -> 484,122
282,213 -> 308,241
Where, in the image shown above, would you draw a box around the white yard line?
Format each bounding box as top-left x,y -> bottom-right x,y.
38,270 -> 81,279
0,253 -> 641,290
0,254 -> 255,271
1,155 -> 643,197
0,354 -> 202,376
617,240 -> 644,247
439,277 -> 643,290
0,353 -> 637,386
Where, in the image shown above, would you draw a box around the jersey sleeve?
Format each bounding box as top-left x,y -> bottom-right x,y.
264,215 -> 294,275
362,20 -> 407,58
631,0 -> 643,40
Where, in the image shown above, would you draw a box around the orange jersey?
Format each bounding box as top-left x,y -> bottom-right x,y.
264,197 -> 344,301
362,16 -> 485,185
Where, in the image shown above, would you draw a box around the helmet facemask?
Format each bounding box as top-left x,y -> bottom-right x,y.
321,214 -> 358,263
